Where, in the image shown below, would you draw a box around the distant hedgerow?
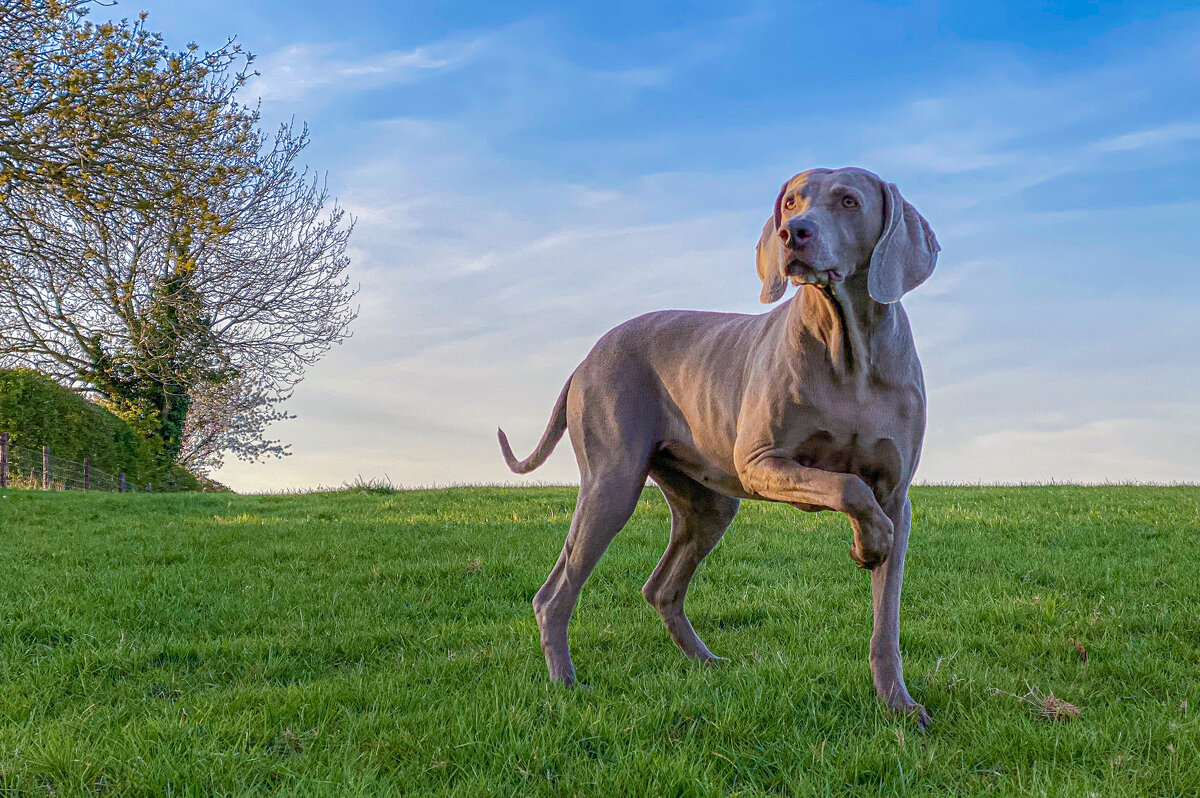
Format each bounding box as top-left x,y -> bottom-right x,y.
0,368 -> 156,485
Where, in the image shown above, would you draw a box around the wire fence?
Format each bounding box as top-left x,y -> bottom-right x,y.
0,433 -> 153,492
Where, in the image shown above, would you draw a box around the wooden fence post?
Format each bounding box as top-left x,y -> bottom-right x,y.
0,432 -> 7,489
119,471 -> 126,493
42,446 -> 49,490
83,457 -> 90,491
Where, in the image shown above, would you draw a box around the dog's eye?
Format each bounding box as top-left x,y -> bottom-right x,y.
841,195 -> 859,209
783,196 -> 795,211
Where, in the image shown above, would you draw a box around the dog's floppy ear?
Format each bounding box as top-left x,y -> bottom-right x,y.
755,182 -> 788,303
868,181 -> 940,304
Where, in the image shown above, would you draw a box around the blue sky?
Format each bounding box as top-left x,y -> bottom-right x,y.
126,1 -> 1200,490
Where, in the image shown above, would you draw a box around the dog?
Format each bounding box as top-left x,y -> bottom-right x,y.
498,167 -> 938,726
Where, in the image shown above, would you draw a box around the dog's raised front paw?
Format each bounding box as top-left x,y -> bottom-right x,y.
849,543 -> 889,570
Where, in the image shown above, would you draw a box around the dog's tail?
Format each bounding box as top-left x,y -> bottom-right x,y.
498,376 -> 572,474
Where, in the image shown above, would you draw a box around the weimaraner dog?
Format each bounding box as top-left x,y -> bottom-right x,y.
498,167 -> 939,726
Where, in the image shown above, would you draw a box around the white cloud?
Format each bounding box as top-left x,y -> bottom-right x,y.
1090,122 -> 1200,153
246,38 -> 484,102
923,418 -> 1200,484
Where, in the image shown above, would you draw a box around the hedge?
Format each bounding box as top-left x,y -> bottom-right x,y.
0,368 -> 156,485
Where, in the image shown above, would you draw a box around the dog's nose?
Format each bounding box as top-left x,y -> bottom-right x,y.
779,218 -> 817,249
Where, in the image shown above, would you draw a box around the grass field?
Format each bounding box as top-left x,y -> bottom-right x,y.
0,485 -> 1197,796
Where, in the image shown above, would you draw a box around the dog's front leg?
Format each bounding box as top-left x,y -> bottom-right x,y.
869,495 -> 929,728
737,457 -> 894,568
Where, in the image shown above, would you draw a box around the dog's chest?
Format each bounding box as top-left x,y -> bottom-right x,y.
793,431 -> 903,498
787,382 -> 921,500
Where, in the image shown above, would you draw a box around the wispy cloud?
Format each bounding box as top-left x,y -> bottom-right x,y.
246,37 -> 485,102
1090,122 -> 1200,153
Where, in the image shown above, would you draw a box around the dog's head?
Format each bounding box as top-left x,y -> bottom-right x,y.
755,167 -> 939,304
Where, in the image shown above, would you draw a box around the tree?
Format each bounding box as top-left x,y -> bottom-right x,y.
0,1 -> 356,474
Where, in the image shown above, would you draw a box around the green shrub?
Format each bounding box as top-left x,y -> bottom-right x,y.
164,462 -> 203,492
0,368 -> 157,485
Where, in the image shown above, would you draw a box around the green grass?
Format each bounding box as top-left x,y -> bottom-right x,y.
0,485 -> 1197,796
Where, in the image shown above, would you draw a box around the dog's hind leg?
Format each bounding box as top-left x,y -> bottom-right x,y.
643,465 -> 740,661
533,470 -> 647,685
531,355 -> 661,685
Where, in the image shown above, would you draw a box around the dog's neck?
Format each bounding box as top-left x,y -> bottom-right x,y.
787,269 -> 895,383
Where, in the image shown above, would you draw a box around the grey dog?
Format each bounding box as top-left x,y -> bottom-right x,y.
499,167 -> 939,727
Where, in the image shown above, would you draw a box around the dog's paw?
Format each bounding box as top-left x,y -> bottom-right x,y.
891,700 -> 930,731
849,540 -> 890,570
851,515 -> 894,569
